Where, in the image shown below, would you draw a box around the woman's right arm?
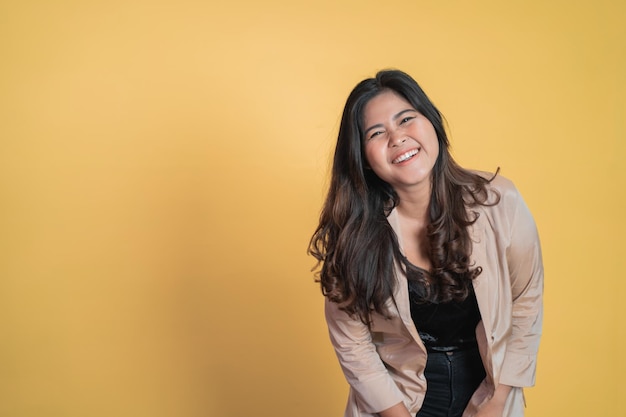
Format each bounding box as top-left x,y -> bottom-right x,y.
325,298 -> 407,415
378,402 -> 413,417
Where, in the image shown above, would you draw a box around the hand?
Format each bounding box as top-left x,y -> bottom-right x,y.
473,397 -> 505,417
378,402 -> 412,417
474,384 -> 511,417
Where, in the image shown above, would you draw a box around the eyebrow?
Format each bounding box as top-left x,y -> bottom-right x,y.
363,109 -> 418,136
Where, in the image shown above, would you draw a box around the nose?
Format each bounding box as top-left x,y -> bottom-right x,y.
389,130 -> 406,147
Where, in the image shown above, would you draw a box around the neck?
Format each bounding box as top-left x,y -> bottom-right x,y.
395,182 -> 431,224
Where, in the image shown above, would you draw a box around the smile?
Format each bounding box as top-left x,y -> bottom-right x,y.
392,148 -> 419,164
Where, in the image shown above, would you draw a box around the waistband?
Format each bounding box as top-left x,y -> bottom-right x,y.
423,338 -> 479,353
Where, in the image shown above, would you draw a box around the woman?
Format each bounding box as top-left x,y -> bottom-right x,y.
309,70 -> 543,417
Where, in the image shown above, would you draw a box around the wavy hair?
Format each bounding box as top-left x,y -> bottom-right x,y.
308,69 -> 499,325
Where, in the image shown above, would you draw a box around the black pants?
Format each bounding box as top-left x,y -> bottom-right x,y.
416,347 -> 486,417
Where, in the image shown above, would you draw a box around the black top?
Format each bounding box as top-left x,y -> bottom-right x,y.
408,279 -> 482,351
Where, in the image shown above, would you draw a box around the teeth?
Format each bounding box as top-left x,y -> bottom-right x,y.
393,149 -> 418,164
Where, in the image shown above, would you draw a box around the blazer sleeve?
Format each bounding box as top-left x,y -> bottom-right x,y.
325,298 -> 405,413
499,186 -> 544,387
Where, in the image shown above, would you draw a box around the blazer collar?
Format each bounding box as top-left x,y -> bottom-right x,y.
386,207 -> 493,344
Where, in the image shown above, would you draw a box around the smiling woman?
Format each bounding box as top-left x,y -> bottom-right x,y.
308,70 -> 544,417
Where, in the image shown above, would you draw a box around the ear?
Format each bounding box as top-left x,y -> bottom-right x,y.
361,151 -> 372,170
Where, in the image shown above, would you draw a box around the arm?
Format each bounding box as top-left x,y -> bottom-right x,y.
325,299 -> 406,414
500,186 -> 544,387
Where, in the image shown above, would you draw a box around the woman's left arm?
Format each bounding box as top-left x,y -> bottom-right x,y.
500,186 -> 544,388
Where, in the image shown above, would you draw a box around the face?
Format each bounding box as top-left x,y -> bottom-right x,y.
362,90 -> 439,194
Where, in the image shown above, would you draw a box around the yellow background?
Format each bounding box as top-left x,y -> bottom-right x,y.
1,0 -> 624,416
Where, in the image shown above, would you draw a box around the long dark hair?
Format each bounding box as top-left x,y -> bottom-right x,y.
308,69 -> 499,325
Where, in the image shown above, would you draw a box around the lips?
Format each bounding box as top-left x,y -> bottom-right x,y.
392,148 -> 419,164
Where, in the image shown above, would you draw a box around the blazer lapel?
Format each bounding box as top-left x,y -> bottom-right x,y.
470,219 -> 492,334
469,218 -> 496,381
387,209 -> 423,346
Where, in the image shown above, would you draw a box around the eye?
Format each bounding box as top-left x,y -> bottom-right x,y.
399,116 -> 415,124
368,130 -> 384,140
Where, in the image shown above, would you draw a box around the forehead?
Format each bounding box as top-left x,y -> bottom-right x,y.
363,90 -> 414,123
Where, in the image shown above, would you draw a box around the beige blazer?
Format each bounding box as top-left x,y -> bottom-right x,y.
325,175 -> 543,417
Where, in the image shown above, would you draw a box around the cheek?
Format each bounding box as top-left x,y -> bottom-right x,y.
421,127 -> 440,156
433,140 -> 440,157
363,145 -> 389,180
363,144 -> 380,169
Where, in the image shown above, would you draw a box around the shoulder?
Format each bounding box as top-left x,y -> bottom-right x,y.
472,170 -> 522,206
473,170 -> 517,193
470,171 -> 531,233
